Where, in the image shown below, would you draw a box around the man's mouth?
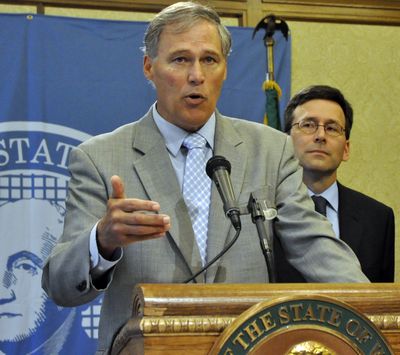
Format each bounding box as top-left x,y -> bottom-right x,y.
308,149 -> 329,156
0,312 -> 22,318
184,93 -> 206,105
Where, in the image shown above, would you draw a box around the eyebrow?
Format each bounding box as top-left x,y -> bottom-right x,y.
301,116 -> 342,124
169,48 -> 221,57
7,250 -> 43,270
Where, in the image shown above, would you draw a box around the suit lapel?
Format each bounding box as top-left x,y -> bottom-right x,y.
338,183 -> 363,253
206,114 -> 246,282
132,113 -> 203,276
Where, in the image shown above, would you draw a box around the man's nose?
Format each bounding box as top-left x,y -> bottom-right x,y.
188,61 -> 205,84
0,271 -> 17,304
314,124 -> 327,142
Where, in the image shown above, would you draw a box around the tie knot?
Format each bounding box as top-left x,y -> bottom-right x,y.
183,133 -> 207,150
311,195 -> 328,216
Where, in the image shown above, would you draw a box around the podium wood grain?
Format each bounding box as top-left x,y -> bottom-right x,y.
112,283 -> 400,354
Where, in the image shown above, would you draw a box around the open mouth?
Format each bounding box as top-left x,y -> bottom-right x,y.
185,93 -> 205,104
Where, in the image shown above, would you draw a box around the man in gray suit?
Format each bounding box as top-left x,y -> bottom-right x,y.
42,2 -> 369,353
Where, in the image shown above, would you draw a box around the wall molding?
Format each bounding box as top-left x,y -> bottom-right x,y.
1,0 -> 400,26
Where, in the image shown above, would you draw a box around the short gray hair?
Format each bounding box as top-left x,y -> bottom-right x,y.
143,1 -> 232,59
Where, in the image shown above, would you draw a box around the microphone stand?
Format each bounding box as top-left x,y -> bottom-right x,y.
247,193 -> 277,283
188,156 -> 278,284
184,193 -> 278,284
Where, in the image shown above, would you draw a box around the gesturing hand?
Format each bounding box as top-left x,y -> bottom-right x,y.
97,175 -> 171,259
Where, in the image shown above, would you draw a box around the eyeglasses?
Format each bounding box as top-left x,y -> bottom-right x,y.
291,120 -> 345,137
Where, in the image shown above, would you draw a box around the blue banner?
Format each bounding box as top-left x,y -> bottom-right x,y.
0,13 -> 290,354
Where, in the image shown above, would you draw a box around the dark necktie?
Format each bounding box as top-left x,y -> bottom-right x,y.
311,195 -> 328,216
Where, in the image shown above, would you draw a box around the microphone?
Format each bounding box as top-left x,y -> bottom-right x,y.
206,156 -> 241,230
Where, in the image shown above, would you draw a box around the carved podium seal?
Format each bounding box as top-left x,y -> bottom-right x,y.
209,295 -> 393,355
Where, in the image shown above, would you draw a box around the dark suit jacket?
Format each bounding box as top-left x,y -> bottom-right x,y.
275,182 -> 395,283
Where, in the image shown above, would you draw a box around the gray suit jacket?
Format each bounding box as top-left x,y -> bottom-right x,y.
275,182 -> 395,283
42,110 -> 368,353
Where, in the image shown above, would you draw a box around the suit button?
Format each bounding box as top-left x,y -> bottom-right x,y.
76,280 -> 87,292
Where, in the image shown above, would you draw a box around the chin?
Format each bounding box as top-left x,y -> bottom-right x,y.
184,118 -> 209,131
0,318 -> 33,341
304,165 -> 330,174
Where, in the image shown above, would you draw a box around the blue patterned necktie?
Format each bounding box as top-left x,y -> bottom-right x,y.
182,133 -> 211,266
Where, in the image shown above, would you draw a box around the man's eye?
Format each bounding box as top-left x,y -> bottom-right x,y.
173,57 -> 186,63
326,124 -> 339,133
204,56 -> 216,64
302,121 -> 315,128
13,259 -> 39,276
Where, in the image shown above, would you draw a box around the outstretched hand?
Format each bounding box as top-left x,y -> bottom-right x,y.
97,175 -> 171,259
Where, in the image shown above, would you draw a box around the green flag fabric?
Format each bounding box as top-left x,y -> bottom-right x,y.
263,80 -> 282,130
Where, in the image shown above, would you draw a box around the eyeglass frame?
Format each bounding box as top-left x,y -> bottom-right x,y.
290,119 -> 346,137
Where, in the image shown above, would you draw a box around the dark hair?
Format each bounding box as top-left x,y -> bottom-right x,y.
284,85 -> 353,139
143,1 -> 232,59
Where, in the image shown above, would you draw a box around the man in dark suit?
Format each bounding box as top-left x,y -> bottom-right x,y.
42,5 -> 369,353
275,85 -> 395,283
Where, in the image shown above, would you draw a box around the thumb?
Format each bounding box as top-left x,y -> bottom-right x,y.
111,175 -> 126,199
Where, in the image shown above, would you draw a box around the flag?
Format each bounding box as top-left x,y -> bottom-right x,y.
252,14 -> 290,130
263,79 -> 282,130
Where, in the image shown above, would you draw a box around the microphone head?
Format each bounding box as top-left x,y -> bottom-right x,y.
206,155 -> 231,178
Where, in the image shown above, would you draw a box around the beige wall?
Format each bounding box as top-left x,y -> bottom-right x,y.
289,21 -> 400,281
1,4 -> 398,280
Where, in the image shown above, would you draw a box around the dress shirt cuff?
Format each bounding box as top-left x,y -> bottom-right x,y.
89,221 -> 123,279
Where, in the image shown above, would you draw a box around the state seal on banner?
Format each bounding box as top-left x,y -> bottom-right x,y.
0,121 -> 100,354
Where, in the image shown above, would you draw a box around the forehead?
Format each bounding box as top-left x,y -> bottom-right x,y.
0,200 -> 61,255
293,99 -> 346,125
158,20 -> 223,54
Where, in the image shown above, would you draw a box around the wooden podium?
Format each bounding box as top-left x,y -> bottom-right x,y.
111,283 -> 400,354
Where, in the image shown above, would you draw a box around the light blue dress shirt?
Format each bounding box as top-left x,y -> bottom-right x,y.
152,104 -> 215,190
308,181 -> 340,238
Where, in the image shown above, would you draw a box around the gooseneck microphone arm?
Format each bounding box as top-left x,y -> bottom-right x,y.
205,156 -> 241,231
184,156 -> 242,283
184,227 -> 241,283
247,193 -> 276,283
184,156 -> 276,283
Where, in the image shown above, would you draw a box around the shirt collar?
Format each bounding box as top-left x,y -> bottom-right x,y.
152,103 -> 215,156
307,181 -> 339,212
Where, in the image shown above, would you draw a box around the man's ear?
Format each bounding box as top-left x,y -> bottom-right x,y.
143,55 -> 153,81
342,140 -> 350,162
223,62 -> 227,81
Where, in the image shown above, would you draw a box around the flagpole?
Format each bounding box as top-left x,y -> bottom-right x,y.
266,35 -> 275,82
252,14 -> 289,130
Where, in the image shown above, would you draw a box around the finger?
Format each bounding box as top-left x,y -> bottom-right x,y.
128,233 -> 166,243
125,225 -> 169,237
108,199 -> 161,214
124,222 -> 170,241
108,216 -> 169,236
111,175 -> 126,199
122,213 -> 170,228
